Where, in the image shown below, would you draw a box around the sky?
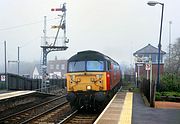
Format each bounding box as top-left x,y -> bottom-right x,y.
0,0 -> 180,71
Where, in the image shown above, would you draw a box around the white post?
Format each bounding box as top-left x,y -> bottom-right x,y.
43,16 -> 47,46
137,65 -> 140,87
150,57 -> 152,104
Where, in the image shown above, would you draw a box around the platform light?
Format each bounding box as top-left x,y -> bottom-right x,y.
147,1 -> 164,90
147,1 -> 159,6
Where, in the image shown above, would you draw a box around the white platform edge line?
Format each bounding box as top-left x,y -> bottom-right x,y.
93,93 -> 118,124
0,91 -> 36,100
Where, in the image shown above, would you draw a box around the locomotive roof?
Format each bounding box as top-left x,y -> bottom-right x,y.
68,50 -> 114,62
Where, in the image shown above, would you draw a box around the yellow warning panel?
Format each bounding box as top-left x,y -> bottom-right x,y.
118,92 -> 133,124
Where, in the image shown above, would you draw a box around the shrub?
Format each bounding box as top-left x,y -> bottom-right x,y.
155,92 -> 162,100
161,92 -> 180,97
155,91 -> 180,101
159,73 -> 180,92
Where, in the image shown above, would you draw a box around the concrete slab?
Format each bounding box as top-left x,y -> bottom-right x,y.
132,93 -> 180,124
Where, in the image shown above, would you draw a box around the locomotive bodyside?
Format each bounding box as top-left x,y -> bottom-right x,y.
66,50 -> 121,108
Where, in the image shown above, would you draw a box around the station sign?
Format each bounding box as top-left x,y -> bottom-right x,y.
1,75 -> 6,81
145,64 -> 151,70
137,63 -> 143,67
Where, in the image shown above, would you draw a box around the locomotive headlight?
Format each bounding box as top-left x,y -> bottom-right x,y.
86,85 -> 92,90
70,75 -> 75,80
96,74 -> 102,79
77,78 -> 81,82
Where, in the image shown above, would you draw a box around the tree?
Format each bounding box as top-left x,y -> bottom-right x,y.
165,38 -> 180,75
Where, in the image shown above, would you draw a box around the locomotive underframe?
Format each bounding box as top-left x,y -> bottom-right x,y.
67,82 -> 121,109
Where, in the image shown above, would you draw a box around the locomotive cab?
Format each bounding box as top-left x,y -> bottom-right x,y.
66,51 -> 121,109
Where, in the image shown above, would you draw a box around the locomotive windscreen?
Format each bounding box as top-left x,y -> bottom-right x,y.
68,60 -> 105,72
68,61 -> 85,72
86,61 -> 104,71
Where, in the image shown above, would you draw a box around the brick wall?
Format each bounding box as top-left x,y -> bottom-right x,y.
135,63 -> 164,81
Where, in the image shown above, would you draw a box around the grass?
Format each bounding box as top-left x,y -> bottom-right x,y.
122,81 -> 140,93
155,91 -> 180,102
156,91 -> 180,97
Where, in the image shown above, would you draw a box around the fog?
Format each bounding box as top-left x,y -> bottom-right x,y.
0,0 -> 180,73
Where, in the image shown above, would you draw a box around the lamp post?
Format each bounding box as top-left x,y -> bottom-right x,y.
147,1 -> 164,90
169,21 -> 172,71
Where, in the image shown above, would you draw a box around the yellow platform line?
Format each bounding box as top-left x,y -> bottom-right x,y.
118,92 -> 133,124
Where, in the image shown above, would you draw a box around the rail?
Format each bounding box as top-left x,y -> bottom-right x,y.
0,95 -> 66,123
21,101 -> 69,124
60,106 -> 100,124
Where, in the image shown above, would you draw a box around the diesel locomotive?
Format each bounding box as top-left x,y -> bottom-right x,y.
66,50 -> 122,109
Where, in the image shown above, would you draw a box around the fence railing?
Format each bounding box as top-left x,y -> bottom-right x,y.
139,79 -> 156,107
0,73 -> 66,92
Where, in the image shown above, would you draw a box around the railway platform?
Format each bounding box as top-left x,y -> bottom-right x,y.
94,91 -> 180,124
0,90 -> 36,101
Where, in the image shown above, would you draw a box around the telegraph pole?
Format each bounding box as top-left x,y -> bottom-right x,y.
8,46 -> 20,75
4,41 -> 7,89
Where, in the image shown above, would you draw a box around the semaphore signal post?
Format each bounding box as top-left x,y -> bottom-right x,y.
40,3 -> 69,92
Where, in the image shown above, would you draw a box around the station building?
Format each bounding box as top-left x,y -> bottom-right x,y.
47,56 -> 67,79
133,44 -> 166,81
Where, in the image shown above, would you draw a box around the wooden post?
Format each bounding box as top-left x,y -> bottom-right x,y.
150,81 -> 156,107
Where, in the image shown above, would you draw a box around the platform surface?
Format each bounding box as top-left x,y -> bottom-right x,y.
94,92 -> 133,124
0,91 -> 35,100
94,92 -> 180,124
132,93 -> 180,124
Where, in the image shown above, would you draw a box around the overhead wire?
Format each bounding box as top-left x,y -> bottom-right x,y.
20,35 -> 41,48
0,18 -> 58,32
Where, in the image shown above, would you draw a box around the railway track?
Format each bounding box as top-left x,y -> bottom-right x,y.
60,87 -> 122,124
60,107 -> 100,124
0,95 -> 68,124
23,101 -> 71,124
0,92 -> 54,119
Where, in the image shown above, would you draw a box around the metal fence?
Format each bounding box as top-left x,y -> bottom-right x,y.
140,79 -> 150,102
139,78 -> 156,107
0,73 -> 66,92
124,74 -> 135,82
